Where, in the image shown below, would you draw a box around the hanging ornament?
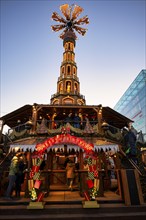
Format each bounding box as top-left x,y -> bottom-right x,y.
37,191 -> 46,202
36,157 -> 43,166
33,171 -> 41,180
31,165 -> 40,173
29,170 -> 35,179
34,179 -> 41,189
28,179 -> 34,191
90,187 -> 98,200
30,187 -> 37,201
86,179 -> 94,189
83,191 -> 90,201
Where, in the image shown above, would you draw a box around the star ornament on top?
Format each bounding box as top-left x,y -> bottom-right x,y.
51,4 -> 89,39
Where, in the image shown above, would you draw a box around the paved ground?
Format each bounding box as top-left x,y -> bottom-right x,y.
0,190 -> 146,220
0,190 -> 123,204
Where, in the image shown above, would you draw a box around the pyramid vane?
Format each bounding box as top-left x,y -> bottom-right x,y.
51,4 -> 89,39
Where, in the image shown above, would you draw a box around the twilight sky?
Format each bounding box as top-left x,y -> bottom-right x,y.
1,0 -> 146,117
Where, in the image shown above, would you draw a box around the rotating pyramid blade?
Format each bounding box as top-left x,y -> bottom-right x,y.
74,25 -> 87,36
72,5 -> 83,20
51,12 -> 66,23
60,4 -> 70,20
74,15 -> 89,25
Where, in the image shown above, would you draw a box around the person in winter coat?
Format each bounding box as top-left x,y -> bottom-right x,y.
124,123 -> 137,163
73,113 -> 81,128
66,159 -> 75,191
64,113 -> 73,125
15,156 -> 26,198
84,115 -> 94,134
5,155 -> 19,200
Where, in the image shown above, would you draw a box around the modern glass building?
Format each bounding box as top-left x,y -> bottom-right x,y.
114,69 -> 146,138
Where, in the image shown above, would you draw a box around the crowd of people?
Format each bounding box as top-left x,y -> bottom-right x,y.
54,113 -> 97,130
0,119 -> 144,200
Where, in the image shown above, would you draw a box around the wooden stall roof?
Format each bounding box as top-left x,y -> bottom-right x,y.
0,104 -> 32,128
10,136 -> 119,147
0,104 -> 133,129
102,106 -> 133,128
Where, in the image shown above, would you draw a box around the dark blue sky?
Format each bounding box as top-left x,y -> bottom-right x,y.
1,0 -> 145,117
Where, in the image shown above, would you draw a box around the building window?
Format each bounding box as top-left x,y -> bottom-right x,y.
63,54 -> 66,61
74,83 -> 77,93
59,83 -> 63,93
62,66 -> 65,74
67,65 -> 71,75
65,43 -> 68,51
73,67 -> 76,75
68,53 -> 70,60
70,43 -> 73,51
66,81 -> 71,93
63,98 -> 73,104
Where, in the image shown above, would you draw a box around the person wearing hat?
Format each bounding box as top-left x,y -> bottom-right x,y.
5,155 -> 19,200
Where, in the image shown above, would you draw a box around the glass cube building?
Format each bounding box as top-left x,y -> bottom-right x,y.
114,69 -> 146,139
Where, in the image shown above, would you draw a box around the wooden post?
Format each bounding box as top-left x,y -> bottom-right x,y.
95,106 -> 102,134
134,169 -> 144,205
0,120 -> 4,143
115,169 -> 122,198
31,105 -> 38,133
97,151 -> 104,196
120,169 -> 144,205
98,170 -> 104,197
79,149 -> 84,169
25,151 -> 32,197
93,107 -> 102,133
45,151 -> 52,195
79,149 -> 85,196
113,151 -> 122,169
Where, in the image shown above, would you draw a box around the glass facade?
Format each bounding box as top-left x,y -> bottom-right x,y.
114,69 -> 146,137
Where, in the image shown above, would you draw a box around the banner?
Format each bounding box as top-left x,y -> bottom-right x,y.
35,134 -> 94,153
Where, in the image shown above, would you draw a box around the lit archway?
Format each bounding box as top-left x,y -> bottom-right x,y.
35,133 -> 94,154
28,134 -> 94,201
